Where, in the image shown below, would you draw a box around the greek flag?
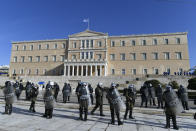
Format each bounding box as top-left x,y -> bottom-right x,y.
83,18 -> 89,23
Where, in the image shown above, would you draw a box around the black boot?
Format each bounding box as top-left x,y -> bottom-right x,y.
110,110 -> 115,125
84,109 -> 88,121
117,113 -> 123,125
172,115 -> 179,130
3,104 -> 9,114
194,113 -> 196,120
79,108 -> 83,120
100,105 -> 105,116
49,108 -> 53,119
43,109 -> 47,117
165,115 -> 170,128
8,104 -> 12,115
124,108 -> 128,120
129,110 -> 134,119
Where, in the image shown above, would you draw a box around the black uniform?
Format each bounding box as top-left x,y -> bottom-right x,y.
147,84 -> 156,106
156,84 -> 163,109
29,84 -> 39,112
78,83 -> 91,121
25,82 -> 32,100
106,83 -> 123,125
91,84 -> 105,116
88,84 -> 94,105
14,81 -> 21,100
123,85 -> 136,119
177,85 -> 189,110
54,83 -> 60,102
163,86 -> 180,130
62,83 -> 72,103
3,81 -> 15,115
140,85 -> 148,107
76,82 -> 82,103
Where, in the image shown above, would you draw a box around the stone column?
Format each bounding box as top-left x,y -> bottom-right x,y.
81,65 -> 83,76
86,65 -> 88,76
72,65 -> 74,76
90,65 -> 92,76
64,65 -> 66,76
100,65 -> 102,76
104,65 -> 106,76
95,65 -> 97,76
77,65 -> 79,76
68,65 -> 70,76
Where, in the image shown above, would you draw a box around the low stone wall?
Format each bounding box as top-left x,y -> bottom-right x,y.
0,76 -> 12,87
17,75 -> 194,90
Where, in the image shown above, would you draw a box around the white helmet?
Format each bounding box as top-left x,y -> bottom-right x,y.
166,85 -> 172,91
111,82 -> 116,87
128,84 -> 134,89
98,82 -> 103,87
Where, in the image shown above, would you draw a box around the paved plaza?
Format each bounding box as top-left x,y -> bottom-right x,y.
0,99 -> 195,131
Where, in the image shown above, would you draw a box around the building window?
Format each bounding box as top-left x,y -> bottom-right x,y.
36,69 -> 39,75
164,52 -> 170,60
73,42 -> 77,48
153,39 -> 157,45
43,69 -> 47,75
28,56 -> 32,62
21,56 -> 25,63
28,69 -> 31,75
91,40 -> 94,48
72,55 -> 76,60
38,45 -> 41,50
12,69 -> 16,74
30,45 -> 33,50
152,52 -> 158,60
90,52 -> 94,59
86,40 -> 89,48
98,41 -> 102,47
81,52 -> 84,59
143,69 -> 148,75
176,52 -> 182,60
131,69 -> 136,75
120,53 -> 126,61
15,45 -> 19,51
60,55 -> 65,62
86,52 -> 89,59
46,44 -> 49,49
82,40 -> 85,48
176,38 -> 181,44
142,53 -> 147,60
131,40 -> 136,46
23,45 -> 26,50
97,54 -> 102,59
36,56 -> 40,62
164,38 -> 169,45
166,68 -> 170,74
14,56 -> 17,62
179,68 -> 183,73
110,54 -> 115,60
54,44 -> 57,49
44,56 -> 48,62
62,43 -> 66,49
130,53 -> 136,60
111,41 -> 115,47
52,55 -> 56,62
142,40 -> 146,46
154,69 -> 159,75
122,69 -> 126,75
111,69 -> 115,75
121,41 -> 125,46
20,69 -> 24,74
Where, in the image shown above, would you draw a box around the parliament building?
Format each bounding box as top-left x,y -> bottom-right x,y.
9,30 -> 190,77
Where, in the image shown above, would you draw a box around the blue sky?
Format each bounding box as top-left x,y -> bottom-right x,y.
0,0 -> 196,67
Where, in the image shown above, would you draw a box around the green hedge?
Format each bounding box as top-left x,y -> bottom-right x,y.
187,78 -> 196,90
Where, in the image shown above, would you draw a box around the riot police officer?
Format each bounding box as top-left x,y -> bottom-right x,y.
53,82 -> 60,102
29,84 -> 39,112
163,85 -> 182,130
123,84 -> 136,119
106,82 -> 123,125
14,81 -> 21,100
3,81 -> 15,115
88,84 -> 94,105
76,82 -> 82,103
140,84 -> 148,107
148,83 -> 156,106
177,85 -> 189,110
25,81 -> 32,100
43,81 -> 55,119
91,82 -> 105,116
156,84 -> 163,109
78,82 -> 91,121
62,83 -> 72,103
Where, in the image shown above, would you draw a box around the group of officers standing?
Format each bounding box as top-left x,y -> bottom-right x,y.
2,80 -> 194,130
